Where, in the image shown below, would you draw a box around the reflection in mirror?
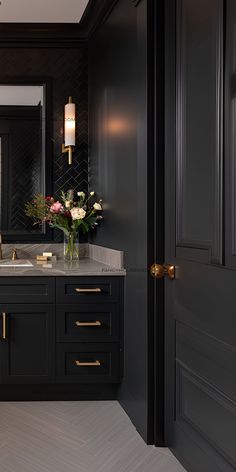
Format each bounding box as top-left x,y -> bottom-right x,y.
0,84 -> 45,236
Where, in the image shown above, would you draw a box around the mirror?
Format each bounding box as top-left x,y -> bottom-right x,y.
0,81 -> 52,241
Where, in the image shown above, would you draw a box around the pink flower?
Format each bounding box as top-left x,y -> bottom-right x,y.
50,201 -> 63,213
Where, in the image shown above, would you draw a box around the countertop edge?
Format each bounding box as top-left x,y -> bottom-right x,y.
0,257 -> 126,277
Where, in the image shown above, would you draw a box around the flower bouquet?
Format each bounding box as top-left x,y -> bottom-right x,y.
25,190 -> 103,261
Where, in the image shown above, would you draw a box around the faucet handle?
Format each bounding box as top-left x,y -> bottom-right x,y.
11,248 -> 17,261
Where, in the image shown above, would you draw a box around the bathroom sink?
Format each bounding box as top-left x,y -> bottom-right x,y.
0,260 -> 33,267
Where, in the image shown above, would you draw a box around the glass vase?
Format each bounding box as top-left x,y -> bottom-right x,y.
64,231 -> 79,261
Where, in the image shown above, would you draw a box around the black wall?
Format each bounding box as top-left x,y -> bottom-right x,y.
88,0 -> 150,442
0,46 -> 88,240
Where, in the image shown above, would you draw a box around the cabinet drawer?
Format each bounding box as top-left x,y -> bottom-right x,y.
56,277 -> 120,303
56,304 -> 120,342
56,343 -> 120,383
0,277 -> 55,303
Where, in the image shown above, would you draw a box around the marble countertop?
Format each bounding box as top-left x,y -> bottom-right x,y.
0,258 -> 126,277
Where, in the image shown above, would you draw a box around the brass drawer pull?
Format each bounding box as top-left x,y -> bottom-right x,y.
75,360 -> 101,367
75,321 -> 102,327
75,288 -> 102,293
2,312 -> 7,340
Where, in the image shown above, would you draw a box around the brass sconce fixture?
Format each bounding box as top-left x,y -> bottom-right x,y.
62,96 -> 76,165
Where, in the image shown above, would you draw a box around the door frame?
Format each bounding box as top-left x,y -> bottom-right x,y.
147,0 -> 165,446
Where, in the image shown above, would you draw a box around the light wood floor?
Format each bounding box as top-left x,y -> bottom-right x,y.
0,401 -> 186,472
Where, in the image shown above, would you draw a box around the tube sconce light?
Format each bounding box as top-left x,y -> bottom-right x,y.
62,96 -> 76,165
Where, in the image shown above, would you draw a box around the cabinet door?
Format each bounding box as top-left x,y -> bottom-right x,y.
0,304 -> 55,384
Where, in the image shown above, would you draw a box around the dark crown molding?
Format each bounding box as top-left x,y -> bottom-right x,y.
131,0 -> 142,6
0,0 -> 119,46
0,23 -> 85,47
79,0 -> 119,38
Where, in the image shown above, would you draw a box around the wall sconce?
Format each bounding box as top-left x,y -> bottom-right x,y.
62,96 -> 76,165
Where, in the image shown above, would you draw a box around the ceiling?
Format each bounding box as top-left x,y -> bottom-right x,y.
0,0 -> 90,23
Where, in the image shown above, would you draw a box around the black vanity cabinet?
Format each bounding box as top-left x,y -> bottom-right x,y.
0,276 -> 124,397
0,278 -> 55,384
55,277 -> 122,384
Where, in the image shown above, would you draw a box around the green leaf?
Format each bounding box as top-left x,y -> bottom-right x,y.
80,220 -> 90,234
49,223 -> 69,236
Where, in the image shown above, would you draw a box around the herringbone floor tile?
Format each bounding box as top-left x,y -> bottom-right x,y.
0,401 -> 186,472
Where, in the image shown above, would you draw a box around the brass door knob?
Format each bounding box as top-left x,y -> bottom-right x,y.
150,263 -> 175,280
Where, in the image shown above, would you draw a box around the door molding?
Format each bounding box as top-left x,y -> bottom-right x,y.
148,0 -> 165,446
175,0 -> 223,265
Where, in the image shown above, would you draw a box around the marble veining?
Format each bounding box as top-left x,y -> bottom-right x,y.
89,244 -> 124,269
0,244 -> 125,276
0,243 -> 88,260
2,243 -> 124,269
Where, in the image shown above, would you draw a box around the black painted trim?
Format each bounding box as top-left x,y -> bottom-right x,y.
0,76 -> 53,242
0,23 -> 86,47
131,0 -> 142,6
147,0 -> 155,447
154,0 -> 165,447
147,0 -> 165,446
0,0 -> 120,46
79,0 -> 119,38
0,384 -> 118,401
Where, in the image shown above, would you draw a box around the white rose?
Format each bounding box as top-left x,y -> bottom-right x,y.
90,191 -> 95,196
93,202 -> 102,211
65,200 -> 71,208
70,207 -> 86,220
77,191 -> 85,198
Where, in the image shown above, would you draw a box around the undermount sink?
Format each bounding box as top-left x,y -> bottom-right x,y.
0,260 -> 33,268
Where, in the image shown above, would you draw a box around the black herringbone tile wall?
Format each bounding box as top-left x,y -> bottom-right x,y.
0,46 -> 88,241
0,110 -> 42,232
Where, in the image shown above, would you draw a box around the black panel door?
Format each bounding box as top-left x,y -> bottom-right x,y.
0,304 -> 55,384
164,0 -> 236,470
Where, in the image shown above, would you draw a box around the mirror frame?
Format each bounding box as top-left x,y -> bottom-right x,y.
0,76 -> 53,242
